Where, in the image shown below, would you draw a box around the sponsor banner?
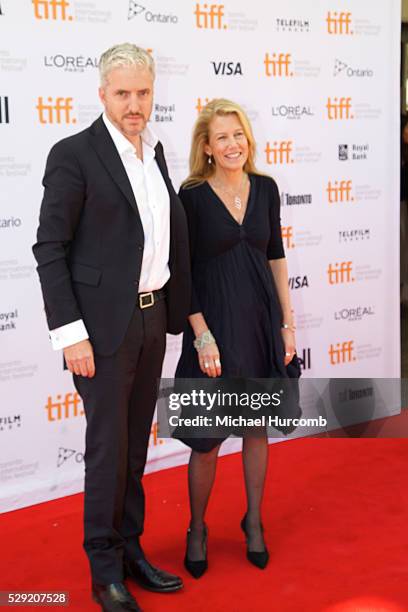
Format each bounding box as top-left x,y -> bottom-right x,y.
0,0 -> 400,512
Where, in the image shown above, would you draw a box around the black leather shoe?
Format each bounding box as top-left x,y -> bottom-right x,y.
184,525 -> 208,579
124,558 -> 183,593
240,514 -> 269,569
92,582 -> 141,612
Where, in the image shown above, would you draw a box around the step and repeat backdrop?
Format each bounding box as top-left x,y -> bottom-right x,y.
0,0 -> 401,512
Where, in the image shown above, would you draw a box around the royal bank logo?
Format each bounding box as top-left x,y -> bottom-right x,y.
326,11 -> 353,35
36,96 -> 76,124
0,414 -> 22,431
194,3 -> 226,29
57,446 -> 84,468
272,104 -> 314,120
45,392 -> 84,421
0,308 -> 18,331
44,55 -> 99,72
275,17 -> 310,33
211,61 -> 243,76
0,96 -> 9,124
264,53 -> 293,77
281,192 -> 312,206
339,143 -> 369,161
334,306 -> 374,322
326,97 -> 354,120
288,275 -> 309,289
339,229 -> 370,242
329,341 -> 356,365
327,262 -> 355,285
326,180 -> 354,204
265,141 -> 294,165
334,59 -> 373,78
154,103 -> 175,123
32,0 -> 73,21
128,1 -> 178,24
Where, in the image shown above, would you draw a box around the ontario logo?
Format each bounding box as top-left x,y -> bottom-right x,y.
128,1 -> 178,24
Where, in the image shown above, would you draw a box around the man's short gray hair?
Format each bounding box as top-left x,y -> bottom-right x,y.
99,43 -> 155,86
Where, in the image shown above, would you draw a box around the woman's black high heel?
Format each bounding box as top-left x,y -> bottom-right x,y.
240,514 -> 269,569
184,524 -> 208,578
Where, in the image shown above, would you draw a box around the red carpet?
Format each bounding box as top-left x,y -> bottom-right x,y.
1,438 -> 408,611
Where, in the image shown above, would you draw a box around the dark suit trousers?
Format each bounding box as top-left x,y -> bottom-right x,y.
74,299 -> 167,585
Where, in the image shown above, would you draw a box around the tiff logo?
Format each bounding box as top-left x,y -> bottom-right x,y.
326,180 -> 354,203
0,96 -> 9,123
36,97 -> 76,124
326,11 -> 353,35
264,53 -> 293,77
326,97 -> 353,120
194,3 -> 226,29
265,141 -> 294,165
329,341 -> 356,365
32,0 -> 73,20
196,97 -> 211,114
281,226 -> 295,249
45,392 -> 83,421
327,262 -> 355,285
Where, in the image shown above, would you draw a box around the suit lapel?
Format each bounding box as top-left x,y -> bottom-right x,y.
89,116 -> 142,220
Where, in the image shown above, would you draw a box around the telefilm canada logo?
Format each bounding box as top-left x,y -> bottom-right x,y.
128,1 -> 178,24
0,415 -> 21,431
275,17 -> 310,33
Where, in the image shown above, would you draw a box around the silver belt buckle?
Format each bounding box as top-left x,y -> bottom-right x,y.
139,292 -> 155,309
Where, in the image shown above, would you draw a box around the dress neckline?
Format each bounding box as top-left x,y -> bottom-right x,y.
205,174 -> 253,227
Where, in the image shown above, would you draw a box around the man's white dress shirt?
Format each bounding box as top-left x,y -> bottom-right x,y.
49,112 -> 170,350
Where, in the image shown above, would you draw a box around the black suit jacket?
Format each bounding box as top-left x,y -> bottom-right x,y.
33,115 -> 190,355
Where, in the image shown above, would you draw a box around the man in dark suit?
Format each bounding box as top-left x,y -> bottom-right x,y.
33,43 -> 190,612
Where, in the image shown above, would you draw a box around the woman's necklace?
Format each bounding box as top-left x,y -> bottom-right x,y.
211,173 -> 248,210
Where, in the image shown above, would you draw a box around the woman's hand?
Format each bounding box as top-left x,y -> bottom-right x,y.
198,341 -> 222,377
281,328 -> 296,366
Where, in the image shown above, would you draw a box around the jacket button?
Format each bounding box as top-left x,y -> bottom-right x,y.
134,278 -> 139,286
138,245 -> 143,251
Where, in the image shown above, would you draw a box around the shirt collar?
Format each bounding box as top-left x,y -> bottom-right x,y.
102,112 -> 158,158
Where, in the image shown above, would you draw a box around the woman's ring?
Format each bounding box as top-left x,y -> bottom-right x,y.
214,358 -> 221,367
204,362 -> 210,368
285,352 -> 291,357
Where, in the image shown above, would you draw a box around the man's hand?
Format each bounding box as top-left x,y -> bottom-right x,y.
63,339 -> 95,378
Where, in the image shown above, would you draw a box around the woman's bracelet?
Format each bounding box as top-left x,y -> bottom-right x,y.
193,329 -> 216,351
281,322 -> 296,332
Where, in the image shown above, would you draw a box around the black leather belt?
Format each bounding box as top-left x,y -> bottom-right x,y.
138,289 -> 166,309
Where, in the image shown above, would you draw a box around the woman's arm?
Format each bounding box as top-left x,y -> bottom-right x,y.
269,259 -> 296,366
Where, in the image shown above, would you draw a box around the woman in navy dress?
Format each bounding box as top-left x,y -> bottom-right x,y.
175,99 -> 299,577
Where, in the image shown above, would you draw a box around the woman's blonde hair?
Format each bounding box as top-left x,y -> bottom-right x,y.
183,98 -> 261,188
